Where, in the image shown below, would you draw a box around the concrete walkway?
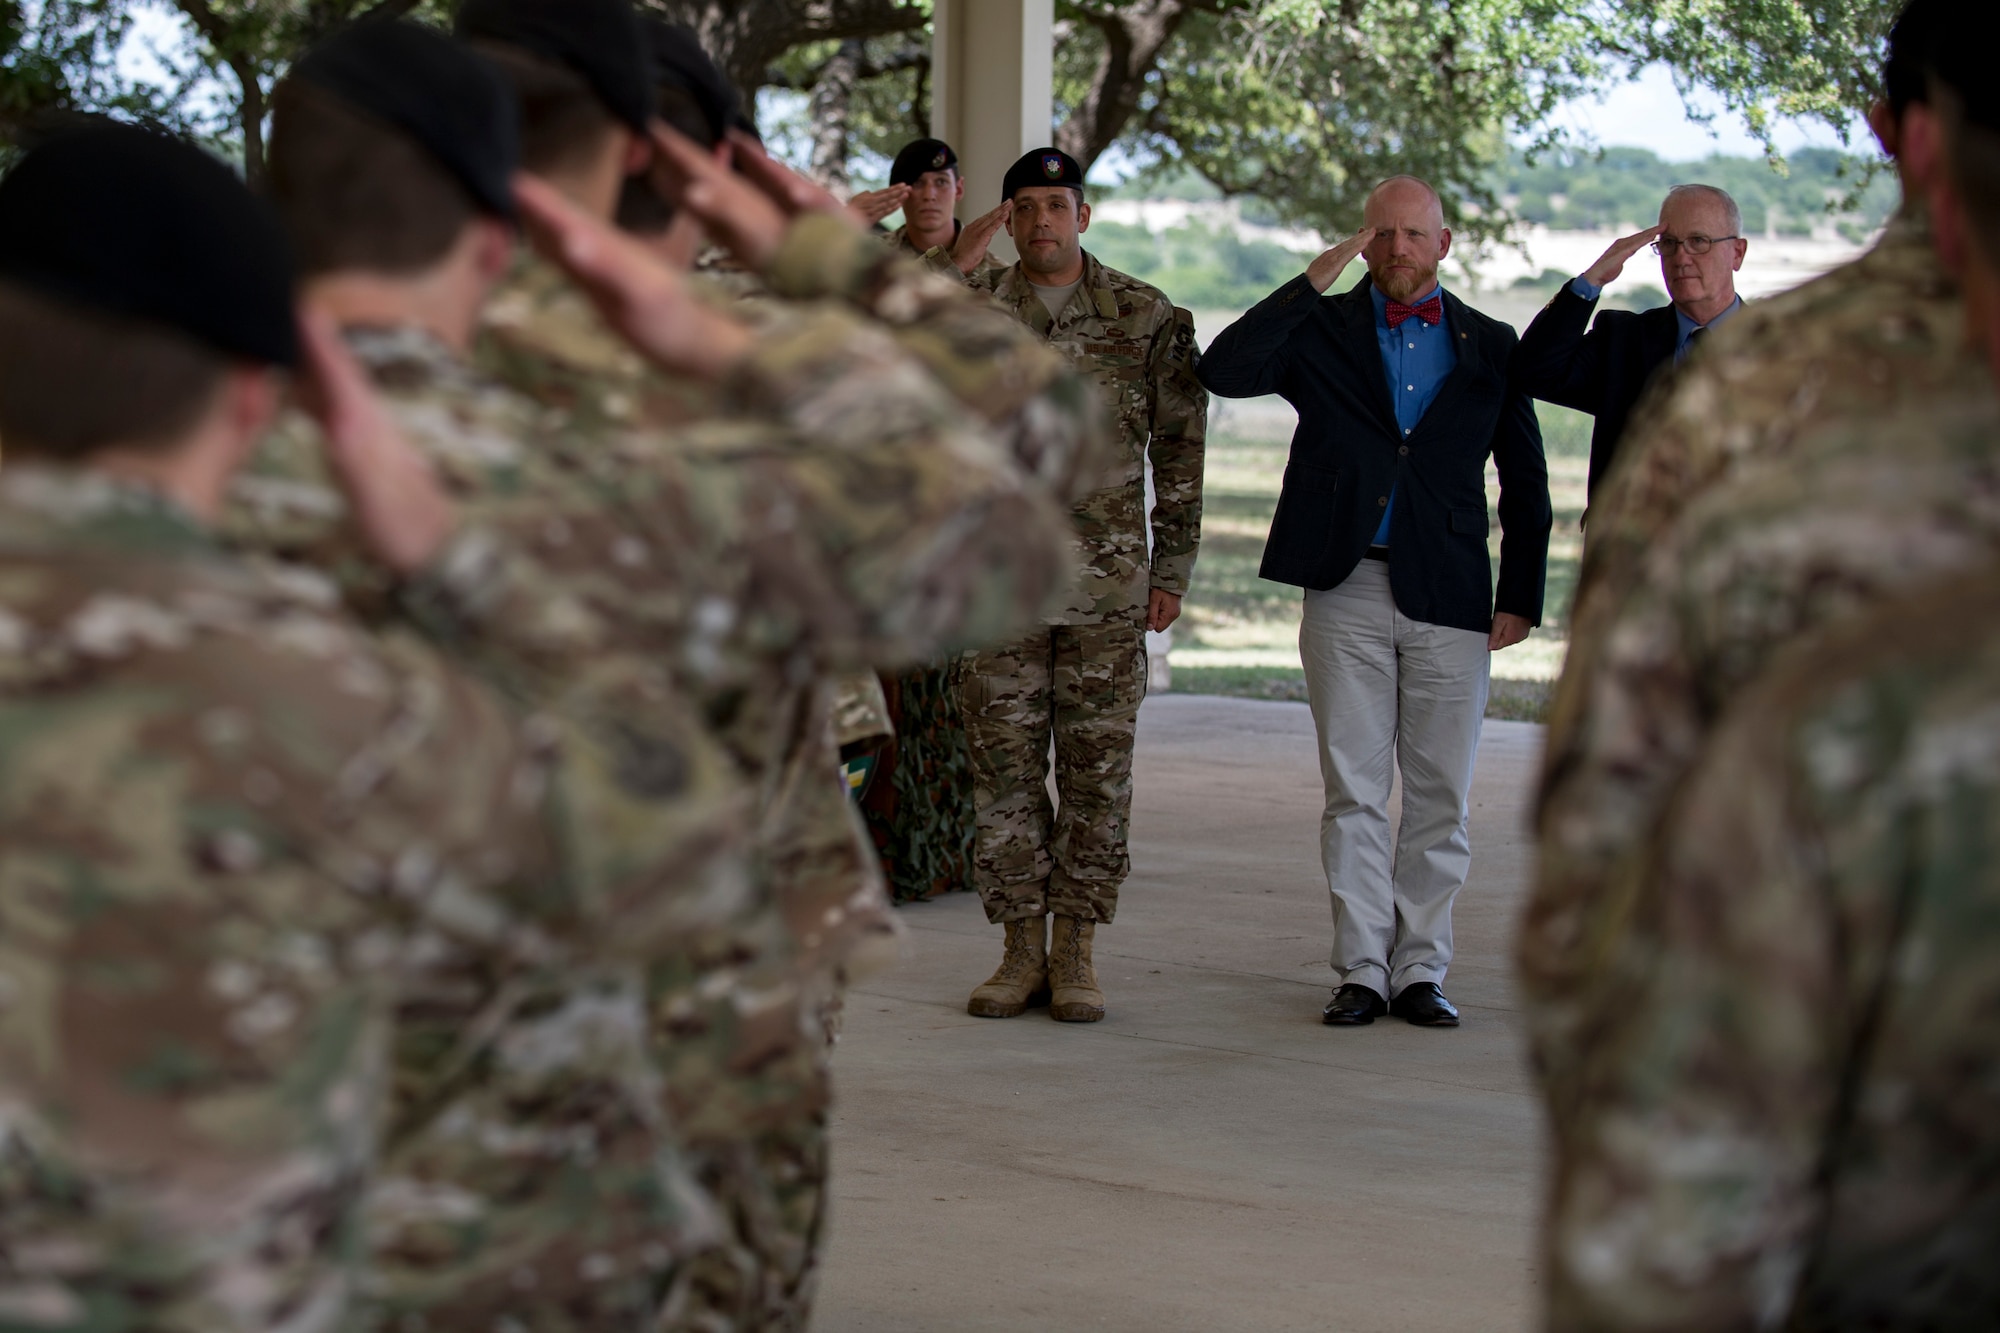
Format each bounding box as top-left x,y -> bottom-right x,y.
814,694 -> 1548,1333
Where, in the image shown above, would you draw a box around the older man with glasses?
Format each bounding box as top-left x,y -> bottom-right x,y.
1510,184 -> 1748,501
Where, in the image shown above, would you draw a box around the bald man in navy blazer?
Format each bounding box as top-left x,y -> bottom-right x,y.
1199,176 -> 1551,1029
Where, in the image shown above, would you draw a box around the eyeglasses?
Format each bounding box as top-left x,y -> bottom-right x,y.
1651,234 -> 1739,256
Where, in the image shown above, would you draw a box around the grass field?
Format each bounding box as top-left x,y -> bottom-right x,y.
1163,381 -> 1591,725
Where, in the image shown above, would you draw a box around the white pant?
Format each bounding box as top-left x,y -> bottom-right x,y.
1300,558 -> 1489,998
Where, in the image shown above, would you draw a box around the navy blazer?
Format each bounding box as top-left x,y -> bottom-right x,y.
1509,285 -> 1680,498
1198,273 -> 1552,635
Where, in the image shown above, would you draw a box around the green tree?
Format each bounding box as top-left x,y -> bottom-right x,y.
0,1 -> 451,183
1052,0 -> 1904,243
1,0 -> 1908,239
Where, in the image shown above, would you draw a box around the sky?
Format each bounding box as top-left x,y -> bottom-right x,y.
1541,63 -> 1874,160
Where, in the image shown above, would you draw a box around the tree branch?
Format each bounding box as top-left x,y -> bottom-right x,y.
173,0 -> 268,186
1055,0 -> 1214,170
763,44 -> 927,92
642,1 -> 929,102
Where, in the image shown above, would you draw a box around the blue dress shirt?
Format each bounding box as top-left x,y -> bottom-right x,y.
1568,275 -> 1744,362
1369,282 -> 1458,545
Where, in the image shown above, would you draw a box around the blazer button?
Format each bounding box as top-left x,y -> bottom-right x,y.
1377,496 -> 1388,507
1398,445 -> 1410,455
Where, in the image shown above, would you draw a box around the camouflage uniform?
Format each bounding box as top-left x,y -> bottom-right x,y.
860,659 -> 978,904
478,217 -> 1104,973
0,466 -> 678,1331
958,250 -> 1207,924
890,220 -> 1008,283
1528,203 -> 1998,1097
847,224 -> 995,905
1522,388 -> 2000,1270
228,274 -> 1084,1328
469,224 -> 1103,1326
1543,565 -> 2000,1330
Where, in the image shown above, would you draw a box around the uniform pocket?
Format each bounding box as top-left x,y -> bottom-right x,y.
1449,507 -> 1490,536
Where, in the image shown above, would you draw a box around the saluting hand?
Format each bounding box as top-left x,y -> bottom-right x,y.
847,183 -> 910,226
514,172 -> 755,379
725,129 -> 853,218
952,200 -> 1014,275
1306,226 -> 1379,294
643,124 -> 794,270
1580,225 -> 1663,288
294,308 -> 456,576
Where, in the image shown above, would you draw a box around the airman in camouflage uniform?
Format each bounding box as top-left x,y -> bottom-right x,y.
1524,384 -> 2000,1133
1527,5 -> 2000,1317
950,147 -> 1207,1023
233,20 -> 1090,1330
1542,565 -> 2000,1330
1525,0 -> 1989,1125
475,167 -> 1103,1327
847,136 -> 1010,284
237,290 -> 1078,1329
458,12 -> 1106,1313
0,124 -> 710,1332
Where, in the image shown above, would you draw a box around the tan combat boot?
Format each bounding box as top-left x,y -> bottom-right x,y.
967,917 -> 1049,1018
1048,915 -> 1106,1023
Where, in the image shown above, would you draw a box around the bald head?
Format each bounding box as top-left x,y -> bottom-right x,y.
1362,175 -> 1451,302
1366,176 -> 1445,229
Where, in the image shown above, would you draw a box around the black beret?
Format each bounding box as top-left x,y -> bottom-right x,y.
456,0 -> 652,132
643,20 -> 739,145
292,20 -> 519,219
1883,0 -> 1951,113
890,138 -> 957,187
1002,146 -> 1084,200
0,124 -> 297,367
1928,4 -> 2000,129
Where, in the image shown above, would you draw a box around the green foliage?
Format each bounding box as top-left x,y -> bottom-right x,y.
1055,0 -> 1904,246
1,1 -> 455,177
1084,217 -> 1317,309
765,16 -> 932,170
0,1 -> 179,154
1498,145 -> 1897,236
2,0 -> 1908,245
1058,0 -> 1610,245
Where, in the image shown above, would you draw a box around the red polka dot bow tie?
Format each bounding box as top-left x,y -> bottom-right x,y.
1385,295 -> 1443,328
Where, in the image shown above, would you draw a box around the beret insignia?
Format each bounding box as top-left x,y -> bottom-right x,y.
1042,153 -> 1064,178
931,149 -> 948,170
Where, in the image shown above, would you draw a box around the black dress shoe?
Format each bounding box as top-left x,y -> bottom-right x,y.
1321,983 -> 1388,1026
1390,982 -> 1460,1027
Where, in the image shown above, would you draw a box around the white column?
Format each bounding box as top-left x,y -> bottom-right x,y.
930,0 -> 1053,266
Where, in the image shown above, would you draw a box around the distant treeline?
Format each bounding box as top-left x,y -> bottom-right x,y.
1080,146 -> 1896,310
1083,220 -> 1310,312
1496,146 -> 1897,241
1103,147 -> 1898,242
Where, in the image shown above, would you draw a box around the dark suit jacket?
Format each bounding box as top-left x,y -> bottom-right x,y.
1509,285 -> 1680,497
1197,274 -> 1551,635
